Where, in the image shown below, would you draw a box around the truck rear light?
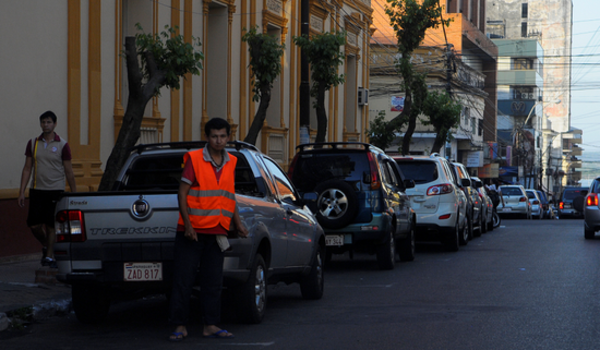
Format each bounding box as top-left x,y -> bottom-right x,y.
366,152 -> 381,190
427,183 -> 453,196
587,194 -> 599,207
55,210 -> 86,242
559,201 -> 564,210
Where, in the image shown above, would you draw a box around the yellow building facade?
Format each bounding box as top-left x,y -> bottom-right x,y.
0,0 -> 373,198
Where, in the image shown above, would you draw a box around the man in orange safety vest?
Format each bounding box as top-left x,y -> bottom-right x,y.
169,118 -> 248,342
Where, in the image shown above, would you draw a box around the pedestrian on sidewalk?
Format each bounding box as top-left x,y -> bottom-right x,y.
17,111 -> 77,268
168,117 -> 248,342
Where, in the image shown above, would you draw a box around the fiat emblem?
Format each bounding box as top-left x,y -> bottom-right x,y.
132,196 -> 150,218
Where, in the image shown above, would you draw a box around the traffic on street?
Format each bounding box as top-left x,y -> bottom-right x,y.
3,218 -> 598,350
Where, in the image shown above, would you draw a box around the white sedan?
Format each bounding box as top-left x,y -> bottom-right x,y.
526,189 -> 543,219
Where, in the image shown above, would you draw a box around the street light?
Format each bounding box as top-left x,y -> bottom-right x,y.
523,98 -> 561,128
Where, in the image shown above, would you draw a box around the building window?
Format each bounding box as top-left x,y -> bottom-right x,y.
521,22 -> 528,38
471,117 -> 476,135
522,3 -> 528,18
478,119 -> 483,137
514,58 -> 533,70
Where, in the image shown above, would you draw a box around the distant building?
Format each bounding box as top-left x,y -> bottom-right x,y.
486,0 -> 578,192
370,0 -> 498,177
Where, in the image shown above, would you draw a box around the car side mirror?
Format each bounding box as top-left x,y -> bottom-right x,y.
573,196 -> 585,212
404,179 -> 415,189
461,178 -> 471,187
474,181 -> 483,188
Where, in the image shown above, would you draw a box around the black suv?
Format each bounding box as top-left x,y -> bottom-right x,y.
288,142 -> 416,270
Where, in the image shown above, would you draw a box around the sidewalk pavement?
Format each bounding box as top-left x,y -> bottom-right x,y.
0,254 -> 72,331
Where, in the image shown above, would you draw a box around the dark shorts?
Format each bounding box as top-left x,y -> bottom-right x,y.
27,189 -> 64,227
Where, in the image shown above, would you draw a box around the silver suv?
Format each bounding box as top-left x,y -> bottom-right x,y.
394,154 -> 468,251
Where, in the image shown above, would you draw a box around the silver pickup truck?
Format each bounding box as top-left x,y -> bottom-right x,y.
54,141 -> 325,324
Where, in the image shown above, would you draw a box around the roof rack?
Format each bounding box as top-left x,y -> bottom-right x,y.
295,141 -> 376,153
130,140 -> 259,154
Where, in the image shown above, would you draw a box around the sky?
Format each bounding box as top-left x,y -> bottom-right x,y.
571,0 -> 600,160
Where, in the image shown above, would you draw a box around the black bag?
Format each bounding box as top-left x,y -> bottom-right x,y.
489,191 -> 500,207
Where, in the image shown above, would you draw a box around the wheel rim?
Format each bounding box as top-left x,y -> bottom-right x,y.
317,188 -> 349,218
254,265 -> 266,314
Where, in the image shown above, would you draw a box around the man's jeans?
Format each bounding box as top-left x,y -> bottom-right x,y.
169,232 -> 224,326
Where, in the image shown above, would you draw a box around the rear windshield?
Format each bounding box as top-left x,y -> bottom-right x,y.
122,151 -> 262,195
290,152 -> 368,192
563,189 -> 585,200
501,187 -> 522,196
395,160 -> 438,184
526,192 -> 536,199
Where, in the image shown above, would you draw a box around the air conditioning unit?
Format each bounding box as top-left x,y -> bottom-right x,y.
358,87 -> 369,106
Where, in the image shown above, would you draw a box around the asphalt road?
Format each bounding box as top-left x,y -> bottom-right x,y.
3,218 -> 599,350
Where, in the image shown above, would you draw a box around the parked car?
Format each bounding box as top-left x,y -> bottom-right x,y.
450,162 -> 483,238
536,190 -> 555,219
525,189 -> 543,219
471,176 -> 493,232
54,141 -> 325,324
393,154 -> 468,251
558,187 -> 588,218
498,185 -> 531,219
573,178 -> 599,238
288,142 -> 416,270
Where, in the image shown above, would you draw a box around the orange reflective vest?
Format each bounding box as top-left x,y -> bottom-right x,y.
177,149 -> 237,231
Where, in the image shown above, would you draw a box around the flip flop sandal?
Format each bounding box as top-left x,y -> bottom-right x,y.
169,332 -> 186,342
203,329 -> 234,339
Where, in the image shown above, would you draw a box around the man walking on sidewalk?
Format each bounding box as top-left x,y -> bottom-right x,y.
18,111 -> 77,268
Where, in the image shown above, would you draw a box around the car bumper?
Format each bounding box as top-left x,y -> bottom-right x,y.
584,206 -> 600,231
559,208 -> 583,217
498,205 -> 528,215
323,212 -> 392,246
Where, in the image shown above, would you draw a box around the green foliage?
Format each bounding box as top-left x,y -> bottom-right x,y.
242,27 -> 285,102
421,90 -> 462,141
366,111 -> 400,150
293,31 -> 346,98
385,0 -> 449,54
134,23 -> 204,93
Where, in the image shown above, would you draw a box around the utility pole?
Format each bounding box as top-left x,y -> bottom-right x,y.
299,0 -> 310,144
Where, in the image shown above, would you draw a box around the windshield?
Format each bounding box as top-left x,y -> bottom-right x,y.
395,160 -> 438,184
290,152 -> 367,192
501,187 -> 523,196
563,190 -> 585,200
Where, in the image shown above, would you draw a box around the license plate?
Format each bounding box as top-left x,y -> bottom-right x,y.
325,235 -> 344,246
564,204 -> 572,209
124,262 -> 163,281
502,207 -> 512,212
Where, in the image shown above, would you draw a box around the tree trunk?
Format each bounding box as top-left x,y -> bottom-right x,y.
244,85 -> 271,145
400,94 -> 414,155
315,84 -> 327,143
430,133 -> 446,154
98,36 -> 164,191
97,96 -> 148,191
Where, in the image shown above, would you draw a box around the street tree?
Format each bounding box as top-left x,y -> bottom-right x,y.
242,27 -> 285,145
385,0 -> 450,155
421,90 -> 462,153
365,111 -> 398,150
293,31 -> 346,143
98,24 -> 203,191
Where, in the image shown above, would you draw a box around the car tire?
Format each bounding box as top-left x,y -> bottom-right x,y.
314,180 -> 359,229
376,229 -> 395,270
585,226 -> 595,239
474,211 -> 483,237
445,217 -> 460,252
460,214 -> 471,246
72,284 -> 111,324
398,222 -> 416,262
300,244 -> 325,300
236,254 -> 267,324
481,212 -> 488,234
